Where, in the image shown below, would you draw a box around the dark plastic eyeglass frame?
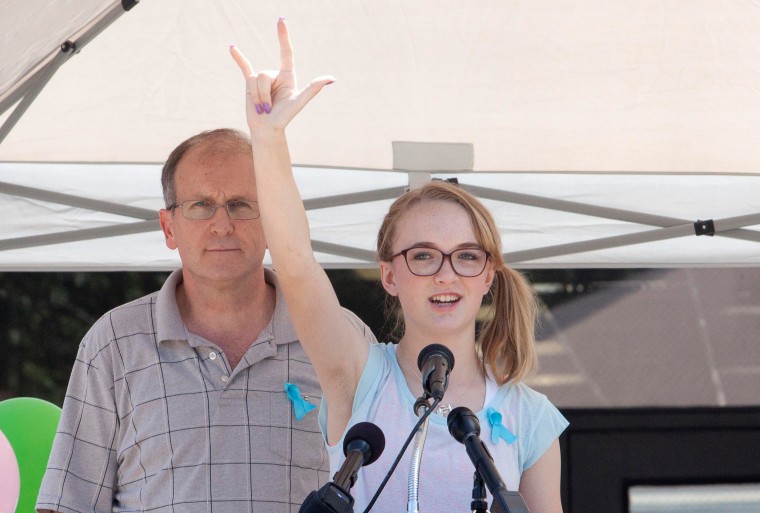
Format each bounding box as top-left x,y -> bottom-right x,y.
390,246 -> 491,277
168,199 -> 260,220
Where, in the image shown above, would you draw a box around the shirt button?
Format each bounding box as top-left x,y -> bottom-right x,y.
209,351 -> 217,360
220,375 -> 229,383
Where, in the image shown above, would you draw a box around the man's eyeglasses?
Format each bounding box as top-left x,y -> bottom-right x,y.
391,246 -> 491,277
169,199 -> 260,220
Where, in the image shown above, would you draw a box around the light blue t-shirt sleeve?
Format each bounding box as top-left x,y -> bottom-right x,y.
516,385 -> 569,471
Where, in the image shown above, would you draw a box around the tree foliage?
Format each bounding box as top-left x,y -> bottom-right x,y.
0,272 -> 168,404
0,270 -> 386,406
0,268 -> 634,406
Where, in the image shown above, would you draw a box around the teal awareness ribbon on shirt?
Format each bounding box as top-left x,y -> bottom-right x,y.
284,382 -> 316,421
486,407 -> 517,445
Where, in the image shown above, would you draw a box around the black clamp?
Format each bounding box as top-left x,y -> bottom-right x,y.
60,41 -> 76,54
694,219 -> 715,236
432,177 -> 459,185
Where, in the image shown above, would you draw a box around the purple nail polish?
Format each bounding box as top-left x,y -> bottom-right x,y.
255,104 -> 263,115
263,103 -> 271,114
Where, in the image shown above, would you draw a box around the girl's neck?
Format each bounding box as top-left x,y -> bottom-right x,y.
397,318 -> 477,354
396,337 -> 487,415
396,335 -> 483,388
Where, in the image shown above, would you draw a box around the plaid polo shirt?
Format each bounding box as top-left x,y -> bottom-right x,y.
37,268 -> 372,513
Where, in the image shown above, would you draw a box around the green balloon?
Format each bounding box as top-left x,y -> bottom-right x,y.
0,398 -> 61,513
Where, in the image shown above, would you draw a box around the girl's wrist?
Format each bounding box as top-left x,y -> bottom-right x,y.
249,125 -> 287,146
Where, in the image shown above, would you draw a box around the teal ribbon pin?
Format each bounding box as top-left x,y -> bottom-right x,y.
284,382 -> 316,421
486,407 -> 517,445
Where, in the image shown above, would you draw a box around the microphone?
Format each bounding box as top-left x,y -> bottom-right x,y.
334,421 -> 386,492
299,422 -> 385,513
417,344 -> 455,401
447,407 -> 532,513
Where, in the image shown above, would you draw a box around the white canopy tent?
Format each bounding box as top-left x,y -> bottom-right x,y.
1,0 -> 759,271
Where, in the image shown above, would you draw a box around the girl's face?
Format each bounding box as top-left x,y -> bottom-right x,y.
379,199 -> 495,341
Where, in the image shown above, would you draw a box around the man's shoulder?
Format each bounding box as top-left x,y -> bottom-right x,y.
83,290 -> 161,345
340,307 -> 378,344
101,290 -> 160,323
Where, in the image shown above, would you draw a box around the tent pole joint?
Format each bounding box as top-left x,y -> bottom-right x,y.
433,177 -> 459,186
60,41 -> 77,55
122,0 -> 139,11
694,219 -> 716,236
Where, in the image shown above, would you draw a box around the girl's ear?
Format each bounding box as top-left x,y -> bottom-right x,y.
379,261 -> 399,297
482,263 -> 496,296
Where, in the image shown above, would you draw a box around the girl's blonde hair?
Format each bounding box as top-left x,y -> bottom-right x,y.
376,181 -> 538,384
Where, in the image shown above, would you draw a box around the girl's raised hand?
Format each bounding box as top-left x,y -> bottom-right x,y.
230,18 -> 334,137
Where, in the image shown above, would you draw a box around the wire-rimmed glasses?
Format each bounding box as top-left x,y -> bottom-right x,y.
169,199 -> 260,220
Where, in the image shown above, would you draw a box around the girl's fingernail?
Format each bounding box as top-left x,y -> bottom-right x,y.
255,104 -> 263,115
279,16 -> 286,21
263,103 -> 271,114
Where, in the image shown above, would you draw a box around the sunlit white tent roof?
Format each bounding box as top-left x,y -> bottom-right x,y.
1,0 -> 759,271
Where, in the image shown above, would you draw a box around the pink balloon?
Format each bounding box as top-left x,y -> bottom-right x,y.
0,429 -> 20,513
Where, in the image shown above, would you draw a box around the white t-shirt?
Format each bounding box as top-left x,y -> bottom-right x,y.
319,342 -> 568,513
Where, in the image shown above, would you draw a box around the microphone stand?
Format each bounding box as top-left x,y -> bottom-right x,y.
363,346 -> 454,513
447,407 -> 532,513
471,471 -> 488,513
361,397 -> 440,513
406,398 -> 432,513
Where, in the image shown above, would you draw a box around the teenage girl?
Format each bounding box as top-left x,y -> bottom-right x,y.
231,18 -> 567,513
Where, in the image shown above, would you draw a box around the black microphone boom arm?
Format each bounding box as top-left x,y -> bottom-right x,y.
299,422 -> 385,513
447,406 -> 532,513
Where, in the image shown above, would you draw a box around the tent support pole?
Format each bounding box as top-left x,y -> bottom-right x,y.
0,181 -> 157,219
0,220 -> 160,252
505,212 -> 760,264
311,241 -> 376,262
0,1 -> 137,143
0,48 -> 72,145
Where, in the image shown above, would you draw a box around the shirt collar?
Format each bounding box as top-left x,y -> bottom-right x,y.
155,267 -> 298,347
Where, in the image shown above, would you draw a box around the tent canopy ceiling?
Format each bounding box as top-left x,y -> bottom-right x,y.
1,1 -> 759,270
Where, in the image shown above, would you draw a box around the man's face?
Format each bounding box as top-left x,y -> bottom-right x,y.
159,146 -> 266,287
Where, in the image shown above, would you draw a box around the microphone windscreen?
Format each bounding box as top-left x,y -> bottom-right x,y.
416,343 -> 455,372
447,406 -> 481,443
343,421 -> 386,465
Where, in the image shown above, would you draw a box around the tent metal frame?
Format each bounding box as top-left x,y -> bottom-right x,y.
0,0 -> 138,144
2,176 -> 758,268
1,2 -> 758,269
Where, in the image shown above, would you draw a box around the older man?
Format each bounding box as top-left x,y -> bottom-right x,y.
37,129 -> 374,513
